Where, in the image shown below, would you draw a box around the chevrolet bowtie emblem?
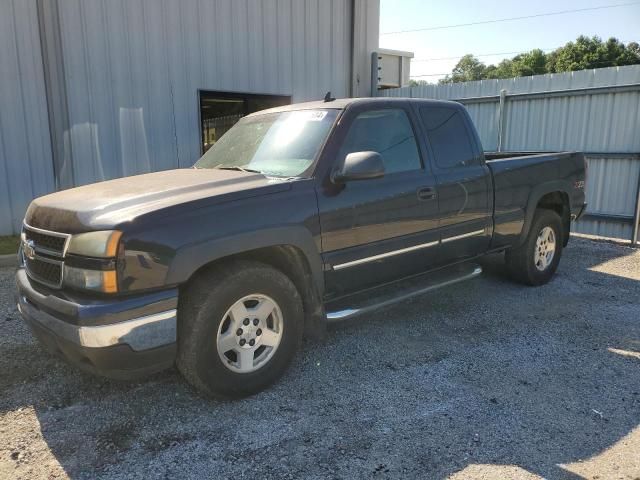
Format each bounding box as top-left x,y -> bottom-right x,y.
23,239 -> 36,260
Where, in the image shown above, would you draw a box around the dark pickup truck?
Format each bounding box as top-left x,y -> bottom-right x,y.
16,97 -> 586,397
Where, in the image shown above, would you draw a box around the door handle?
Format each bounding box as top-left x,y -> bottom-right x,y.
417,187 -> 437,201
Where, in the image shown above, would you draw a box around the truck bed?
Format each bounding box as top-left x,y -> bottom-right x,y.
485,151 -> 586,249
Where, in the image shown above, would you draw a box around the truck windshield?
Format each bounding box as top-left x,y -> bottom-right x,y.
195,109 -> 339,177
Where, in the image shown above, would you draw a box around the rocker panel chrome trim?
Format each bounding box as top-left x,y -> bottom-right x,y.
441,229 -> 486,244
332,240 -> 439,270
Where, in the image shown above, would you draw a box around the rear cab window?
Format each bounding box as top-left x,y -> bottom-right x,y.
419,106 -> 477,169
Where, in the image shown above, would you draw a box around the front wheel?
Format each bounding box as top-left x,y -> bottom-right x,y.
177,260 -> 303,398
505,209 -> 563,286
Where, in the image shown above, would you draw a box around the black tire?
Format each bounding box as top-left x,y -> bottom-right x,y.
176,260 -> 303,398
505,209 -> 563,286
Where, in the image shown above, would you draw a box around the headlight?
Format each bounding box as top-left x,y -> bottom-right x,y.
66,230 -> 122,258
64,230 -> 122,293
63,265 -> 118,293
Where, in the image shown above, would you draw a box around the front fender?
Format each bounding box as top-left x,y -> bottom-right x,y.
165,226 -> 324,293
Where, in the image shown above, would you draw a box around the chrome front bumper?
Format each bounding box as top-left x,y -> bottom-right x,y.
15,268 -> 177,378
17,298 -> 176,351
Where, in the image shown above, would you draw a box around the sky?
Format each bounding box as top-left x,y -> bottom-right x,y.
379,0 -> 640,82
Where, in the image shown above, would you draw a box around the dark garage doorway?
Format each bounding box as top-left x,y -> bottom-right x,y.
199,91 -> 291,153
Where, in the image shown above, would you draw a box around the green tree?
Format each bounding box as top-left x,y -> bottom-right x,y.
485,59 -> 515,79
511,49 -> 548,76
438,36 -> 640,84
546,36 -> 640,72
439,54 -> 486,84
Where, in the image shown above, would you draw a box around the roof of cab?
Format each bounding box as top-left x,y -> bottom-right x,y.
245,97 -> 463,116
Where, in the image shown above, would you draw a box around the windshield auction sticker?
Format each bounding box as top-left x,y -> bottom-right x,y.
304,111 -> 328,121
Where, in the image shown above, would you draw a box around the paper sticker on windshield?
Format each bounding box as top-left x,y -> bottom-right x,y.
307,111 -> 328,121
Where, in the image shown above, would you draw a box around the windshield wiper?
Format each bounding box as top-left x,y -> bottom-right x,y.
215,166 -> 263,174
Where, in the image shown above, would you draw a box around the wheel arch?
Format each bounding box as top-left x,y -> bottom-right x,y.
537,191 -> 571,246
519,183 -> 571,247
168,228 -> 326,339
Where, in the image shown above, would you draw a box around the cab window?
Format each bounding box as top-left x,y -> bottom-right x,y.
338,109 -> 421,174
419,107 -> 477,169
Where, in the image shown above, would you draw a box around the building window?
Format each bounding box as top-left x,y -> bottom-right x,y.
199,91 -> 291,154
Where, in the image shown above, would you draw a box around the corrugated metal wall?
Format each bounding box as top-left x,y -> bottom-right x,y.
0,0 -> 380,235
380,65 -> 640,241
0,0 -> 55,234
352,0 -> 380,97
56,0 -> 357,186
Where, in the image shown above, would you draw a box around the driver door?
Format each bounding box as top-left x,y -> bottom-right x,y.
316,103 -> 440,297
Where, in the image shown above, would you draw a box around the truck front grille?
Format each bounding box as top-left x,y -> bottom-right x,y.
22,224 -> 70,288
24,256 -> 63,287
24,228 -> 66,255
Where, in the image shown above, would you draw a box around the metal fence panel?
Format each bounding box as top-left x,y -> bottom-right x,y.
0,0 -> 55,235
379,65 -> 640,242
580,155 -> 640,240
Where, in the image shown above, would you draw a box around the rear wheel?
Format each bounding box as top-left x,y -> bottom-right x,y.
505,209 -> 563,286
177,260 -> 303,398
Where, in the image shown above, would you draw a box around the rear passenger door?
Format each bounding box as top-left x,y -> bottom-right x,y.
417,105 -> 492,261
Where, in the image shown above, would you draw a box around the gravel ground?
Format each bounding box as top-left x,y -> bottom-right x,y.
0,237 -> 639,480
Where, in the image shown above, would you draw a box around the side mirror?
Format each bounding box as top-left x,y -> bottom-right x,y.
332,151 -> 385,183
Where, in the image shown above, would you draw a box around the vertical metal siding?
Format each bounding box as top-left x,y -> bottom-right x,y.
380,65 -> 640,241
351,0 -> 380,97
51,0 -> 364,186
0,0 -> 380,235
0,0 -> 54,235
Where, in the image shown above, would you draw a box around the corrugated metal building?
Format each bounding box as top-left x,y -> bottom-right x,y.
380,65 -> 640,243
0,0 -> 380,235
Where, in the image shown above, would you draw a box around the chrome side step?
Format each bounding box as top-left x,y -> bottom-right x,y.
325,263 -> 482,322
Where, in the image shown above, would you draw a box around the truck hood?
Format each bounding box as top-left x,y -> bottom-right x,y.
25,168 -> 292,232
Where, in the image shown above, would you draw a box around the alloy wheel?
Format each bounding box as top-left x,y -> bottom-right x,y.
534,226 -> 556,271
216,294 -> 283,373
